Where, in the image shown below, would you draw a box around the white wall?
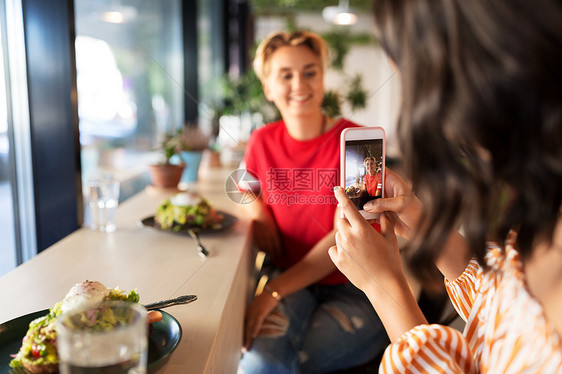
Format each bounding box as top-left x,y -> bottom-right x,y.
254,12 -> 402,157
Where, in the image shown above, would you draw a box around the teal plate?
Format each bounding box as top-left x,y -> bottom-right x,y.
0,309 -> 182,373
146,310 -> 182,372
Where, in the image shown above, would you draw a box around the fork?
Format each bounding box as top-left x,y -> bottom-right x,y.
187,228 -> 210,258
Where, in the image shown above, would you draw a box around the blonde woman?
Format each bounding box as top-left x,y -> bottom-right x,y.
239,31 -> 387,373
361,156 -> 382,198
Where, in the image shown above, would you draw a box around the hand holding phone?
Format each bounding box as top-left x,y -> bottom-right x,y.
340,127 -> 386,220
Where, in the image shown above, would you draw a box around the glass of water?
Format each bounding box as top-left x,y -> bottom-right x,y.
57,300 -> 148,374
87,176 -> 120,232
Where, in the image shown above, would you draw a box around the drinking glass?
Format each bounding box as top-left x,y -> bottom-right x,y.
87,176 -> 120,232
57,301 -> 148,374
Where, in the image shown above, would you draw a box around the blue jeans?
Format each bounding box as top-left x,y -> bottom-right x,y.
239,282 -> 389,373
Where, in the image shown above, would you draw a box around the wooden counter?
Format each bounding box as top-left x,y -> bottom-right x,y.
0,168 -> 253,374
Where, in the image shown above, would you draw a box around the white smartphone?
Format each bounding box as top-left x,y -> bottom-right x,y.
340,127 -> 385,220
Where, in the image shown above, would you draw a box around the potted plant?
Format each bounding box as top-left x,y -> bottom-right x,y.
148,132 -> 185,189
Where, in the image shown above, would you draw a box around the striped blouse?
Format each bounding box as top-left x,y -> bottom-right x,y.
380,232 -> 562,373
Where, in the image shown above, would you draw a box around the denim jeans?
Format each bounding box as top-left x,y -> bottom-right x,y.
238,282 -> 389,373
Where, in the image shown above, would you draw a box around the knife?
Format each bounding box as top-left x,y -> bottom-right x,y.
144,294 -> 197,310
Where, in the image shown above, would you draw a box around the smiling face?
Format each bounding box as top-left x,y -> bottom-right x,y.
364,158 -> 376,175
262,45 -> 324,120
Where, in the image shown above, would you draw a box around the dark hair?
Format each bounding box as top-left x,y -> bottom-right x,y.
373,0 -> 562,284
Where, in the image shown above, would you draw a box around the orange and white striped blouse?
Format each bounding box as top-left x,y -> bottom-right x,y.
380,232 -> 562,373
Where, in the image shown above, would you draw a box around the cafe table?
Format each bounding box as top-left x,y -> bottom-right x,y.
0,167 -> 254,374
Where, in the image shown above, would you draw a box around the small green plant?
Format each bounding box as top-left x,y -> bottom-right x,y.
160,131 -> 183,164
158,126 -> 210,163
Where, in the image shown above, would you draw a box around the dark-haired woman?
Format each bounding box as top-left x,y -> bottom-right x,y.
329,0 -> 562,372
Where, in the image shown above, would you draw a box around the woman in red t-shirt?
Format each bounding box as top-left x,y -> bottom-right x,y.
362,156 -> 382,197
239,31 -> 387,373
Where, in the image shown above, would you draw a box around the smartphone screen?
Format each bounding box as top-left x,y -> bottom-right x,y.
340,127 -> 385,219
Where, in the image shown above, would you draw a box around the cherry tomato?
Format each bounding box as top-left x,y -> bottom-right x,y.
31,345 -> 41,358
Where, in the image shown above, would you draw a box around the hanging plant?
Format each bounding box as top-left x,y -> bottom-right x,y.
322,29 -> 375,70
322,31 -> 350,71
249,0 -> 375,14
345,74 -> 368,112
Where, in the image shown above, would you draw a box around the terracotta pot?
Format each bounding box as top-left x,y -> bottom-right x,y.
148,163 -> 185,188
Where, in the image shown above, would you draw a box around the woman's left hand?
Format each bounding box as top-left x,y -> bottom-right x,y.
243,292 -> 280,352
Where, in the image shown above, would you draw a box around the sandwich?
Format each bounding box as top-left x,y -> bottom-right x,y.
8,280 -> 152,373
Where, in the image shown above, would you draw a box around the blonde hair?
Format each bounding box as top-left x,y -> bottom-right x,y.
363,156 -> 375,166
253,30 -> 329,81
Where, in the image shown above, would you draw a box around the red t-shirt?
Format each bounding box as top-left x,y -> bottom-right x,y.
243,118 -> 360,285
364,173 -> 382,197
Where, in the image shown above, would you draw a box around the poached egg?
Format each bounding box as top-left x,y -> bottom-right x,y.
60,280 -> 109,314
171,192 -> 202,207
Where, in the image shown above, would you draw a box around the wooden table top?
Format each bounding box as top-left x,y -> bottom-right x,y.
0,167 -> 254,374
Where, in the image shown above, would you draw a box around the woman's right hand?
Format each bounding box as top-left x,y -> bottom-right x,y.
363,168 -> 422,241
243,291 -> 280,352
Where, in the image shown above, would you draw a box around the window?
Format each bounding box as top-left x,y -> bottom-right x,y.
0,0 -> 37,277
0,0 -> 232,276
74,0 -> 184,205
0,29 -> 17,276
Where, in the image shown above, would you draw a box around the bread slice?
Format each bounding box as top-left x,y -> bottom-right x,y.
21,361 -> 58,374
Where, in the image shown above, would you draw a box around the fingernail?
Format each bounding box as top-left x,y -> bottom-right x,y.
333,186 -> 339,191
